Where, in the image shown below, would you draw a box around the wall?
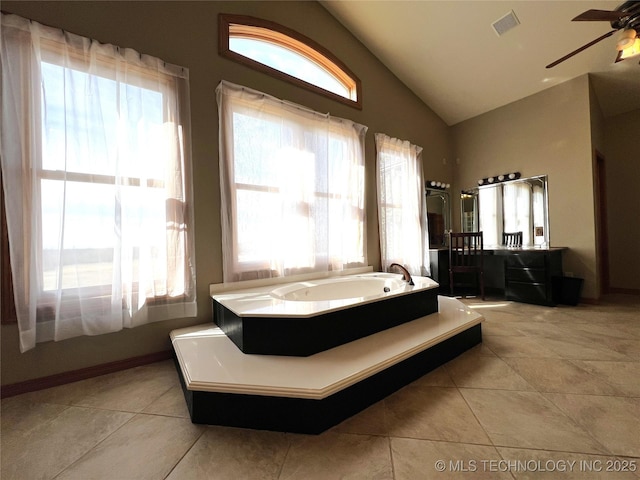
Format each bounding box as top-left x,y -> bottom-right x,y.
604,108 -> 640,292
451,75 -> 599,300
588,77 -> 606,298
1,1 -> 452,385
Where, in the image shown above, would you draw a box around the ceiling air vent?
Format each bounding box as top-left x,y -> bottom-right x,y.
492,10 -> 520,36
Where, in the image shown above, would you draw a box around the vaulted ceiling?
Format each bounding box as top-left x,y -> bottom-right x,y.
321,1 -> 640,125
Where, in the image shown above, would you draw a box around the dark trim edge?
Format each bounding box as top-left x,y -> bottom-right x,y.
1,350 -> 172,399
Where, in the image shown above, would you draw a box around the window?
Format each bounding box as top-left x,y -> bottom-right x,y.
375,133 -> 429,276
219,14 -> 362,109
217,81 -> 366,282
1,13 -> 196,352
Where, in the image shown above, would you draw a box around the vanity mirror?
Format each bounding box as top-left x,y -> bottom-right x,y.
426,188 -> 450,247
461,175 -> 549,247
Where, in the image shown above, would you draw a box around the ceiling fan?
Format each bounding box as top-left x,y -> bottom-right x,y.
546,0 -> 640,68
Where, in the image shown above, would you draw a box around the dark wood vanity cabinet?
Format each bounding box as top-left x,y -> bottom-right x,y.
503,250 -> 563,306
429,247 -> 566,306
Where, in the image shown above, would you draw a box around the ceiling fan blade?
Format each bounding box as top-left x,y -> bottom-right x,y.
572,9 -> 626,21
546,30 -> 617,68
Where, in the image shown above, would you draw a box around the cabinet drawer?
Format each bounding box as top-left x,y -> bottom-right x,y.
506,281 -> 551,305
506,267 -> 547,283
505,253 -> 547,268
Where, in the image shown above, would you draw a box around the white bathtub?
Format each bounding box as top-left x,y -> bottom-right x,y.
271,275 -> 412,302
213,272 -> 438,318
211,272 -> 440,356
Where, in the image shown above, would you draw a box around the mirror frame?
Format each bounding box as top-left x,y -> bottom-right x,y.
460,190 -> 479,233
426,187 -> 450,247
460,174 -> 550,247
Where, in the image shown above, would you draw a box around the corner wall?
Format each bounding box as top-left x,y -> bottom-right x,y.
604,108 -> 640,292
452,75 -> 599,299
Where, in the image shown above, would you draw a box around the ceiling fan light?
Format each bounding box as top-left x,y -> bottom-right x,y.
616,29 -> 637,51
619,37 -> 640,60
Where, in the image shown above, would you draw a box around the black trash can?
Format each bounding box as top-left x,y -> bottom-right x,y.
552,276 -> 584,306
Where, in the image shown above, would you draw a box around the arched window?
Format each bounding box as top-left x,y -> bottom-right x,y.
219,14 -> 362,109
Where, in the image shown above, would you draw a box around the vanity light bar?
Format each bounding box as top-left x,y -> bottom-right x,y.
426,180 -> 450,190
477,172 -> 520,186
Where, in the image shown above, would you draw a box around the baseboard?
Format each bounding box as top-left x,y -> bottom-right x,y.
579,297 -> 599,305
580,287 -> 640,305
0,350 -> 172,399
178,324 -> 482,433
607,287 -> 640,296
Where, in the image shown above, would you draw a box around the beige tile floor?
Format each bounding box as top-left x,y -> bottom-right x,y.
2,295 -> 639,479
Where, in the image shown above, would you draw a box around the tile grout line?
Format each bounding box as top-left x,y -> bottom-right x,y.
275,432 -> 295,479
387,435 -> 397,480
51,409 -> 139,480
454,382 -> 499,451
492,331 -> 618,459
162,426 -> 208,479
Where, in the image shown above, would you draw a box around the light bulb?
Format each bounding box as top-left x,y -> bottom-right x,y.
617,29 -> 637,51
498,175 -> 505,181
488,177 -> 494,183
478,179 -> 484,185
619,37 -> 640,60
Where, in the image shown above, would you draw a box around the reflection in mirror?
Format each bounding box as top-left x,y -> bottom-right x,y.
426,188 -> 450,246
460,191 -> 478,233
461,175 -> 549,247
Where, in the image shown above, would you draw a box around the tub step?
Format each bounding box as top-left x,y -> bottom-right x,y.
171,296 -> 483,433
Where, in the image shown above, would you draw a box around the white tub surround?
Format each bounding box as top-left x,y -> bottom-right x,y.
210,273 -> 440,356
171,296 -> 483,433
212,272 -> 438,318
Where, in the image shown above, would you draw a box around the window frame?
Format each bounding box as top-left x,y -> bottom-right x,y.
217,81 -> 367,282
219,14 -> 362,110
2,38 -> 193,325
36,49 -> 180,303
230,128 -> 363,277
375,133 -> 428,276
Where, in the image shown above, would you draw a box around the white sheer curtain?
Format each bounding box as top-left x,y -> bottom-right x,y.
375,133 -> 429,276
1,13 -> 196,352
216,81 -> 367,282
503,182 -> 532,246
479,186 -> 503,247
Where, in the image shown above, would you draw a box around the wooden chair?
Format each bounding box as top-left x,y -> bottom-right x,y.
502,231 -> 523,247
449,232 -> 485,300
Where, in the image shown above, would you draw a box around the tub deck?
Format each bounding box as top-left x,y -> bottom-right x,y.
171,296 -> 483,433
